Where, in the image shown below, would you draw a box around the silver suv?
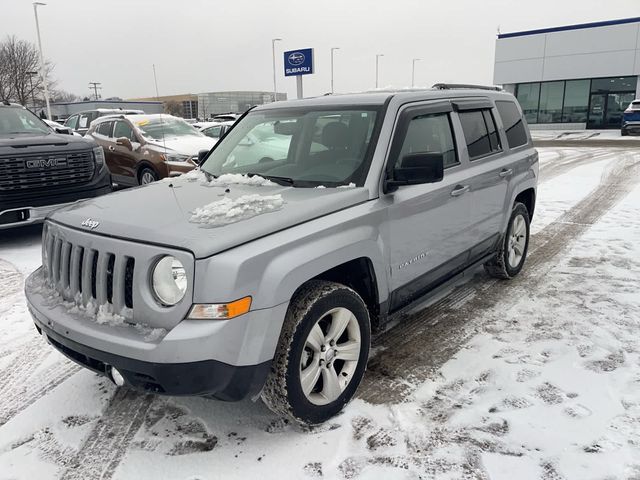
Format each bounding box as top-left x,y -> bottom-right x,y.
26,85 -> 538,425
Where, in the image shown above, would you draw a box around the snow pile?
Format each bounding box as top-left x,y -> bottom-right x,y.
190,194 -> 284,227
338,182 -> 356,189
25,269 -> 164,342
203,173 -> 276,187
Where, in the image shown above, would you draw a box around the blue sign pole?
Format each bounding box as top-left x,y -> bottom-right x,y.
284,48 -> 314,99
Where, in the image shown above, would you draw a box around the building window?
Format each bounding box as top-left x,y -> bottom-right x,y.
515,83 -> 540,124
562,80 -> 590,123
591,76 -> 637,93
538,81 -> 564,123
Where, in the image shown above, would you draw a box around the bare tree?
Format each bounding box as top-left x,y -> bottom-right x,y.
0,42 -> 14,102
164,100 -> 184,117
51,89 -> 81,103
0,35 -> 55,107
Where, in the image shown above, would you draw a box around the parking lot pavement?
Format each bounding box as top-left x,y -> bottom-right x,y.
1,146 -> 640,479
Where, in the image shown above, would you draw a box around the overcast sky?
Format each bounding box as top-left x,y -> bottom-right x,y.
3,0 -> 640,100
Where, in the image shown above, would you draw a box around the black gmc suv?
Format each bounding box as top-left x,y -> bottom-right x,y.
0,103 -> 112,230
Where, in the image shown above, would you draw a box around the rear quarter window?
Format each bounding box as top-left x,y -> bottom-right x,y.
495,100 -> 528,148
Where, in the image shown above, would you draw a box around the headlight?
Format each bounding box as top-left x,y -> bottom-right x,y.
152,256 -> 187,306
93,146 -> 105,171
164,153 -> 191,163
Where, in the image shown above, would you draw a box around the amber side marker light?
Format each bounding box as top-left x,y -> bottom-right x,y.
188,296 -> 252,320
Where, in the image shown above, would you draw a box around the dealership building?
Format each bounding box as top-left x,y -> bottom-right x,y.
494,17 -> 640,129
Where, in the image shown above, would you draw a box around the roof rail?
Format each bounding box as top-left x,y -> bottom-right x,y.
432,83 -> 503,92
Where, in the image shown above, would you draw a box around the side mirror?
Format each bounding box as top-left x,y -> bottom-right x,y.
384,153 -> 444,193
197,149 -> 209,165
115,137 -> 133,151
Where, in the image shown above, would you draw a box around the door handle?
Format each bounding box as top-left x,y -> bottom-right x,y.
499,168 -> 513,178
450,185 -> 470,197
108,146 -> 115,151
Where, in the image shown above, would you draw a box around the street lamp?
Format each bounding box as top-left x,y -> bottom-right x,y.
26,71 -> 38,110
33,2 -> 51,120
412,58 -> 421,87
271,38 -> 282,102
375,54 -> 384,89
330,47 -> 340,94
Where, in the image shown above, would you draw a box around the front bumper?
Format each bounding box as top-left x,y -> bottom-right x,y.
26,267 -> 287,399
35,320 -> 270,400
0,177 -> 112,230
164,160 -> 196,178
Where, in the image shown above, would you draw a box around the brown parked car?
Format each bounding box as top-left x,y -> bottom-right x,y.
87,114 -> 217,185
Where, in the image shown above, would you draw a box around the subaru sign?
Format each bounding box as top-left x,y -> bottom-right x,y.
284,48 -> 314,77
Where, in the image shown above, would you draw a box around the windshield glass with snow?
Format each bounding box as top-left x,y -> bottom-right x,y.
135,117 -> 203,140
0,107 -> 51,135
200,107 -> 381,187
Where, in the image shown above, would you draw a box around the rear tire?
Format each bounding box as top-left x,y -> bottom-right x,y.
484,202 -> 530,279
261,280 -> 371,425
138,167 -> 158,185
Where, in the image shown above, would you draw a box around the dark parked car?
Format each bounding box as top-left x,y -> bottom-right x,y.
621,100 -> 640,136
0,102 -> 112,230
63,108 -> 144,136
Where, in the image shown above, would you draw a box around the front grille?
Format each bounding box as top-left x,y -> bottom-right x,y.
43,227 -> 135,317
0,150 -> 95,193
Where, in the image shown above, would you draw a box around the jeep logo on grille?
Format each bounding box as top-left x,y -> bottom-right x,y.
81,218 -> 100,230
25,157 -> 66,169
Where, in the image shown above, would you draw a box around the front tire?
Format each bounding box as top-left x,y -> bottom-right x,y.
484,202 -> 530,279
261,280 -> 371,425
139,167 -> 158,185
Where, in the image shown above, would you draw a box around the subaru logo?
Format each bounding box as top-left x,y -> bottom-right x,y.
81,218 -> 100,230
288,52 -> 305,66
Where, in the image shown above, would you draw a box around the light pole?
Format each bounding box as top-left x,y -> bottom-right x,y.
330,47 -> 340,93
375,54 -> 384,89
412,58 -> 421,87
26,71 -> 38,110
33,2 -> 51,120
271,38 -> 282,102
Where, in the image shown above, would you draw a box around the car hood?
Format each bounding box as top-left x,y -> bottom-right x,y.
49,175 -> 369,258
144,135 -> 217,156
0,131 -> 94,148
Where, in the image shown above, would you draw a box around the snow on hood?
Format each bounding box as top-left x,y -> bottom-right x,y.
144,135 -> 217,156
49,175 -> 369,258
190,194 -> 284,227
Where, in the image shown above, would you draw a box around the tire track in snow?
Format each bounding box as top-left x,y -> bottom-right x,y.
538,147 -> 615,183
60,389 -> 154,480
0,359 -> 80,426
358,150 -> 640,404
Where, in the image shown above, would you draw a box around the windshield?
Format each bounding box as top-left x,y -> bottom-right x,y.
134,116 -> 204,140
201,107 -> 381,187
0,107 -> 51,135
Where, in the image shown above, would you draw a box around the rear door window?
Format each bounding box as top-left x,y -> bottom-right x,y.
459,109 -> 502,160
78,113 -> 91,129
96,121 -> 114,137
495,100 -> 528,148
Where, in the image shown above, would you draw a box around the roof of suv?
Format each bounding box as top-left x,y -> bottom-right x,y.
255,86 -> 511,110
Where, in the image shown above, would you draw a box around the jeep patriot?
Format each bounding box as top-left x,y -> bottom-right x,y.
25,85 -> 538,424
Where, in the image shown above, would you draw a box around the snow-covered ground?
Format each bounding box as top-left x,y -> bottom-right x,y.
1,146 -> 639,479
531,129 -> 640,142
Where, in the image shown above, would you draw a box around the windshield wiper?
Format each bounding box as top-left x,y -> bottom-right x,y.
247,173 -> 295,186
